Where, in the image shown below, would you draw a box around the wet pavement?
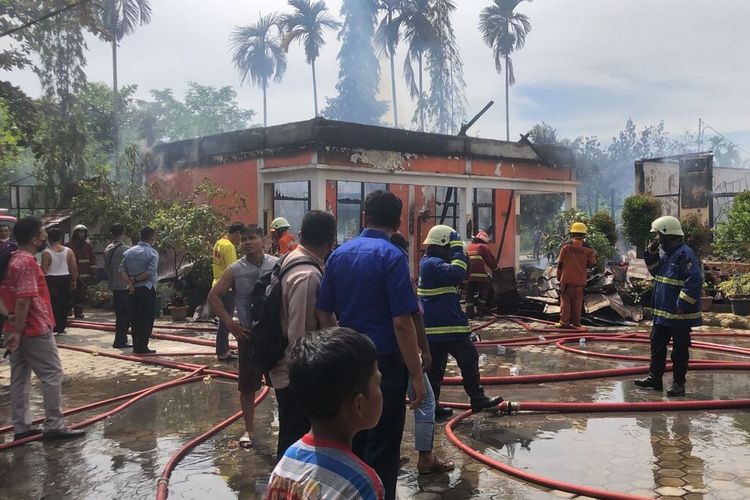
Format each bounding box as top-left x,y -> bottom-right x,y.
0,312 -> 749,499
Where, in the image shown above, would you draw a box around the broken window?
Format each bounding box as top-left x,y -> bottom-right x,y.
336,181 -> 387,243
473,188 -> 495,240
432,186 -> 459,229
273,181 -> 310,235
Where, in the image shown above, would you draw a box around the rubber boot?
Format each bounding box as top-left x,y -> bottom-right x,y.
435,406 -> 454,420
666,383 -> 685,397
466,304 -> 476,319
634,376 -> 663,391
471,395 -> 504,412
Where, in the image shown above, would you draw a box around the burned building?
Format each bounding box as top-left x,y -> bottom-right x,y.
149,118 -> 577,271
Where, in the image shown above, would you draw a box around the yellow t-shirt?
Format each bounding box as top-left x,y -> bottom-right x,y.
212,237 -> 238,286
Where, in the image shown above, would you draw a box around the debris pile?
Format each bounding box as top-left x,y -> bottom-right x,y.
513,252 -> 652,326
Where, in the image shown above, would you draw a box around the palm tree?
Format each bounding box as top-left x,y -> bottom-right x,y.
479,0 -> 532,141
393,0 -> 436,131
99,0 -> 151,176
279,0 -> 340,117
375,0 -> 404,128
230,14 -> 287,127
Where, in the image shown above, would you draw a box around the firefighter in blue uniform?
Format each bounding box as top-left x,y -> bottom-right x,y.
635,216 -> 702,397
418,225 -> 503,418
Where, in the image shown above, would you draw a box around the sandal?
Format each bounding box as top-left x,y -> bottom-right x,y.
418,457 -> 455,475
239,432 -> 255,449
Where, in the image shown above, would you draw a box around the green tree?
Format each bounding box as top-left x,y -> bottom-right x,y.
97,0 -> 151,172
713,191 -> 750,261
681,213 -> 711,260
543,208 -> 614,270
425,0 -> 465,134
589,210 -> 617,246
130,83 -> 255,144
280,0 -> 340,117
230,13 -> 287,127
621,194 -> 662,255
324,0 -> 387,125
375,0 -> 404,127
479,0 -> 532,141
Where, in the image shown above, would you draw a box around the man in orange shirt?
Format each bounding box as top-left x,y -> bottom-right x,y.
555,222 -> 597,328
270,217 -> 298,256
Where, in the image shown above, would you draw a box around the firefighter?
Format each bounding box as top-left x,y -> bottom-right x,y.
419,225 -> 503,418
67,224 -> 96,319
635,216 -> 702,397
466,230 -> 497,318
555,222 -> 596,329
270,217 -> 298,256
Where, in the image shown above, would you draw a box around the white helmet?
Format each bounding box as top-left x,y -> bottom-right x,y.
270,217 -> 291,232
73,224 -> 88,233
650,216 -> 683,237
423,225 -> 455,246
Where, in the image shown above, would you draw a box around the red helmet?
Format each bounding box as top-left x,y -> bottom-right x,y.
474,231 -> 490,243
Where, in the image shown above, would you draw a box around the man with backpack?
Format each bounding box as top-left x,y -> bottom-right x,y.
267,210 -> 336,461
104,223 -> 132,348
208,225 -> 278,449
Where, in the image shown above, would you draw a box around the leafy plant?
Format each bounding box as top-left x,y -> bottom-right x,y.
717,273 -> 750,298
590,210 -> 617,246
713,191 -> 750,261
681,213 -> 711,259
621,194 -> 662,254
86,281 -> 114,308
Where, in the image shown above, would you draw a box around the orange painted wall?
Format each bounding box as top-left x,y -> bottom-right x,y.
472,158 -> 572,181
325,180 -> 337,215
146,160 -> 258,223
492,190 -> 516,269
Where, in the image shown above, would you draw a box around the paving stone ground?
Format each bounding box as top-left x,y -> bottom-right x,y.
0,310 -> 749,499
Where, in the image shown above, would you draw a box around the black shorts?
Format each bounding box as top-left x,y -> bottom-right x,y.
238,339 -> 264,394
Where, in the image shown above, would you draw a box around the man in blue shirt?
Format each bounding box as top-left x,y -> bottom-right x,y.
317,190 -> 425,500
119,227 -> 159,354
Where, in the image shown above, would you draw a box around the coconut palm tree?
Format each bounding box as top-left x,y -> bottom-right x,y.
479,0 -> 532,141
230,14 -> 287,127
391,0 -> 435,131
279,0 -> 340,117
99,0 -> 151,176
375,0 -> 404,128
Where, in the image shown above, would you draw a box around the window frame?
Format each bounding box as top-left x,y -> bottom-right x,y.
432,186 -> 459,229
473,188 -> 496,242
336,181 -> 388,243
272,181 -> 311,233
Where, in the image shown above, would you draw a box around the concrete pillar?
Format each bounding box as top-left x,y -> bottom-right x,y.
311,171 -> 326,212
461,184 -> 474,239
256,158 -> 265,227
514,191 -> 522,271
564,190 -> 577,210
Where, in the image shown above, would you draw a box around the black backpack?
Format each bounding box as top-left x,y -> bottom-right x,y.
248,255 -> 321,373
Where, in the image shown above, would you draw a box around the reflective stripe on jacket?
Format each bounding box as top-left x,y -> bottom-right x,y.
418,241 -> 470,343
466,242 -> 496,282
644,243 -> 702,328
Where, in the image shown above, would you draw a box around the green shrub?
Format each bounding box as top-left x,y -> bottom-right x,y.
681,213 -> 711,259
542,208 -> 615,270
590,210 -> 617,246
713,191 -> 750,260
717,273 -> 750,298
86,281 -> 113,309
621,195 -> 662,252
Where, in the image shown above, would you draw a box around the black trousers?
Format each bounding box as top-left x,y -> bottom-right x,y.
427,336 -> 486,405
649,324 -> 691,384
131,287 -> 156,353
45,275 -> 71,333
275,387 -> 310,462
112,290 -> 133,346
72,279 -> 88,317
352,352 -> 407,500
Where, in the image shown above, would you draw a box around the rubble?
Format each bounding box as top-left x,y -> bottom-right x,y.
514,255 -> 651,325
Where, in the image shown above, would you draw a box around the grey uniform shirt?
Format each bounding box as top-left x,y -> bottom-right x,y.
104,240 -> 130,291
229,254 -> 279,327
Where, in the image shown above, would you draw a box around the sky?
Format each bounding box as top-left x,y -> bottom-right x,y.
3,0 -> 750,152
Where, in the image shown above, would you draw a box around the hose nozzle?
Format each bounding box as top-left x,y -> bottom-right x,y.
501,401 -> 520,415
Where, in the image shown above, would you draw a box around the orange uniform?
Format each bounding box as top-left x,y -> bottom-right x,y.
275,231 -> 298,256
466,242 -> 496,316
556,238 -> 596,327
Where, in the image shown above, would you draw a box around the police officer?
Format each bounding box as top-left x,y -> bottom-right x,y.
634,216 -> 702,397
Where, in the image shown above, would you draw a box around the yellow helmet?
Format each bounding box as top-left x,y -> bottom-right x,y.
650,215 -> 683,236
569,222 -> 588,234
423,224 -> 455,246
270,217 -> 291,232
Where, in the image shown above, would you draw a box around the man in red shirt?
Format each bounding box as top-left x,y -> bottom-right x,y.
1,217 -> 85,441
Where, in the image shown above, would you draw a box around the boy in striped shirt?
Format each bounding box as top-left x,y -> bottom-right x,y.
266,328 -> 384,500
